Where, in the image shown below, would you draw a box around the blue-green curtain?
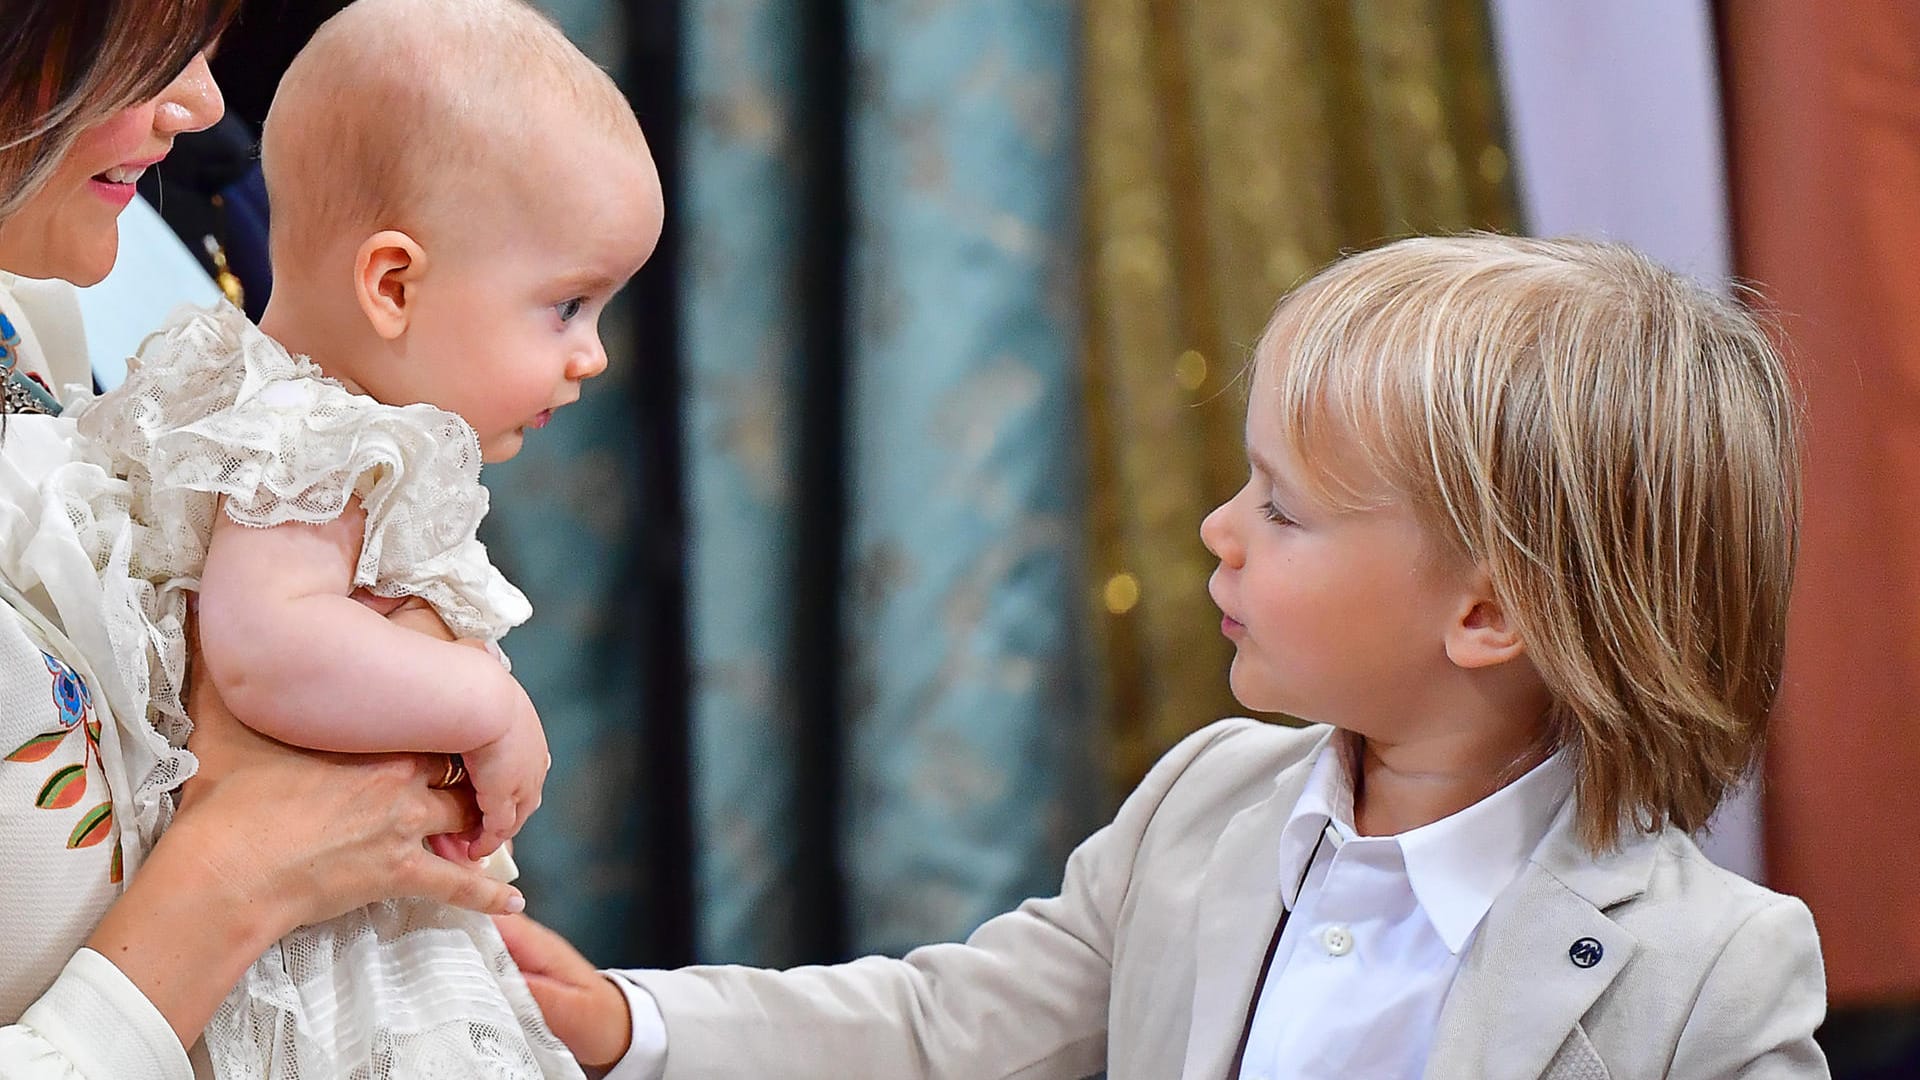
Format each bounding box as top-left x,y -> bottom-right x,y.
481,0 -> 655,965
531,0 -> 621,60
837,1 -> 1093,959
679,0 -> 812,965
499,0 -> 1097,968
480,365 -> 649,964
683,0 -> 1096,964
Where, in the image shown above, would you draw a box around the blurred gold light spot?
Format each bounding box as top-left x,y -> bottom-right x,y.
1174,349 -> 1208,391
1478,144 -> 1509,185
1104,572 -> 1141,615
1407,87 -> 1443,129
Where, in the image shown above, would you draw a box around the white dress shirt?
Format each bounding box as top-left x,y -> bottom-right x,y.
600,975 -> 668,1080
1237,741 -> 1572,1080
600,739 -> 1571,1080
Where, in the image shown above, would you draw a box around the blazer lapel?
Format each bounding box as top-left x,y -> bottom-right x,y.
1425,803 -> 1659,1080
1179,728 -> 1332,1080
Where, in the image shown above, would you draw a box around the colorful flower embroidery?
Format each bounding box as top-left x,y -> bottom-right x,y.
0,308 -> 19,374
47,652 -> 91,728
4,651 -> 122,883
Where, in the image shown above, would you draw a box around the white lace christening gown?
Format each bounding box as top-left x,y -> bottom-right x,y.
63,303 -> 584,1080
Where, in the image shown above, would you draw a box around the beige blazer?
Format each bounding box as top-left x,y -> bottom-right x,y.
630,720 -> 1829,1079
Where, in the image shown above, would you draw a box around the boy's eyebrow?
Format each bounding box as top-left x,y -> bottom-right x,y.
1246,444 -> 1310,510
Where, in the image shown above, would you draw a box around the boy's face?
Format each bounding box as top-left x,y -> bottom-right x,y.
368,130 -> 664,463
1200,386 -> 1474,730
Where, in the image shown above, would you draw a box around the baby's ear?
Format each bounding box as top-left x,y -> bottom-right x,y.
1444,570 -> 1528,670
353,230 -> 428,341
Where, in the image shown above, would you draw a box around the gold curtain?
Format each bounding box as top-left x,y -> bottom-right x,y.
1083,0 -> 1522,791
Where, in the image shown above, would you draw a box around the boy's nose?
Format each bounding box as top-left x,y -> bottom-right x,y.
1200,501 -> 1241,566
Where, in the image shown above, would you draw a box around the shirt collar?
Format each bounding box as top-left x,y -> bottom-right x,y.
1274,740 -> 1351,907
1275,732 -> 1574,954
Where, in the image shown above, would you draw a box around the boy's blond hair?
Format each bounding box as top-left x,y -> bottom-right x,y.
1257,234 -> 1799,851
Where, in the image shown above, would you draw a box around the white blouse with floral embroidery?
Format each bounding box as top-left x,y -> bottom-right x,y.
0,275 -> 199,1079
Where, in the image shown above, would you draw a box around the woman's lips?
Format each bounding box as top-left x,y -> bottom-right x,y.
87,177 -> 139,209
88,159 -> 163,210
1221,615 -> 1245,637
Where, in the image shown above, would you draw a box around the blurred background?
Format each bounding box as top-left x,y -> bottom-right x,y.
97,0 -> 1920,1075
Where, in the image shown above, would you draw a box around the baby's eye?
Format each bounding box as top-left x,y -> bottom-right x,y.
1259,501 -> 1295,526
556,297 -> 586,323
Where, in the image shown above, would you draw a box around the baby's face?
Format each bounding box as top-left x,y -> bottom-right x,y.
385,130 -> 664,462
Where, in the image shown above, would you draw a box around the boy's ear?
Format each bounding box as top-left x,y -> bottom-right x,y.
353,230 -> 428,341
1444,570 -> 1528,670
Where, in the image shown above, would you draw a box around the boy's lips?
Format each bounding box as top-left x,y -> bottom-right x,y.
530,410 -> 553,429
1208,577 -> 1245,636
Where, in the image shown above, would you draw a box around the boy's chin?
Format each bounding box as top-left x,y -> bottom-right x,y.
1226,669 -> 1285,716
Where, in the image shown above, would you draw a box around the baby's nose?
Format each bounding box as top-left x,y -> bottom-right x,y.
570,343 -> 609,381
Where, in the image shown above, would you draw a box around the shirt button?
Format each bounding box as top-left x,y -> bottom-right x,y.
1321,924 -> 1354,957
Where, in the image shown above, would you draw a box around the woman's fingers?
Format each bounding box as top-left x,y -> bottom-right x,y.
413,847 -> 525,915
419,787 -> 483,840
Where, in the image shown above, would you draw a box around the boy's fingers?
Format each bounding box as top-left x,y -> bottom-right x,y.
494,913 -> 593,982
493,913 -> 548,969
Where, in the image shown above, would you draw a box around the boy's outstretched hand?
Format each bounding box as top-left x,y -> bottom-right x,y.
495,913 -> 634,1070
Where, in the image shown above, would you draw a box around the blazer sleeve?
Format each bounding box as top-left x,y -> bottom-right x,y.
1666,895 -> 1831,1078
621,720 -> 1254,1080
0,949 -> 194,1080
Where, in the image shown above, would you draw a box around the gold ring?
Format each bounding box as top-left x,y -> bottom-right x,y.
429,754 -> 467,790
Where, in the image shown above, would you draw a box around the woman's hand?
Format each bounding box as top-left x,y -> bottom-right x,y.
83,608 -> 524,1048
173,688 -> 528,928
494,914 -> 635,1070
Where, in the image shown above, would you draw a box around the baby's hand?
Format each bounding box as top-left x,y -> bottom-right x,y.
461,694 -> 550,858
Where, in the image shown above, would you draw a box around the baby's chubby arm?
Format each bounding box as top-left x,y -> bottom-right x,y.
194,498 -> 546,852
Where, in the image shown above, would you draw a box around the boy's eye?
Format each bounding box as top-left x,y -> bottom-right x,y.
1259,501 -> 1295,526
556,298 -> 586,323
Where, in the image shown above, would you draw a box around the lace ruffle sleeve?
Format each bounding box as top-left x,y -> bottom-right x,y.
71,304 -> 530,642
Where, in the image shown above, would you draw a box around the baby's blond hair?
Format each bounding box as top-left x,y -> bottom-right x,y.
262,0 -> 642,259
1257,235 -> 1799,851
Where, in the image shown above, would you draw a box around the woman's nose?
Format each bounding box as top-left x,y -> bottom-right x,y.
154,53 -> 225,137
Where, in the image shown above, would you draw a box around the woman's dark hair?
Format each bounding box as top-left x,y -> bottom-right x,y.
1,0 -> 239,223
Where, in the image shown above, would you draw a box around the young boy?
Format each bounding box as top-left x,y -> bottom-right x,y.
501,235 -> 1827,1079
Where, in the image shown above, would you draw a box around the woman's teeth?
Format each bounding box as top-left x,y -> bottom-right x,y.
96,165 -> 148,184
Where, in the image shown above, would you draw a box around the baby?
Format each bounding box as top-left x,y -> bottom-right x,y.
66,0 -> 662,1076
